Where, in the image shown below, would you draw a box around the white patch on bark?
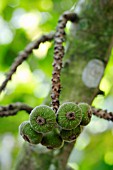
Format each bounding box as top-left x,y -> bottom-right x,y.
74,0 -> 85,14
82,59 -> 104,88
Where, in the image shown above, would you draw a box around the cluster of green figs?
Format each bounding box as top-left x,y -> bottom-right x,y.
19,102 -> 92,149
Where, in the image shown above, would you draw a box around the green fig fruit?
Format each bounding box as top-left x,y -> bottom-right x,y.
30,105 -> 56,133
57,102 -> 82,130
19,121 -> 43,144
78,102 -> 92,126
60,125 -> 81,142
41,129 -> 64,149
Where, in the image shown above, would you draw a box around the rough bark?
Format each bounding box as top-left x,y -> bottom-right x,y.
14,0 -> 113,170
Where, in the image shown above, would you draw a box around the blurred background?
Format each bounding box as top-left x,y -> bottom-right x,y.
0,0 -> 113,170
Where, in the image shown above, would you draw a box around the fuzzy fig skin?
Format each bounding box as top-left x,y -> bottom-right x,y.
19,121 -> 43,144
30,105 -> 56,133
57,102 -> 82,130
60,125 -> 81,142
41,129 -> 64,149
78,102 -> 92,126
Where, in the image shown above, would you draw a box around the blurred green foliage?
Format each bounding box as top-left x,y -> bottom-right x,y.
0,0 -> 113,170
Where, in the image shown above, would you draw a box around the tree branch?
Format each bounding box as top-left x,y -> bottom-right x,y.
0,102 -> 33,117
51,11 -> 79,112
0,102 -> 113,122
92,107 -> 113,121
0,32 -> 55,94
55,142 -> 75,170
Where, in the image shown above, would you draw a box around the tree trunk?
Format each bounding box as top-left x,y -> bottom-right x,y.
14,0 -> 113,169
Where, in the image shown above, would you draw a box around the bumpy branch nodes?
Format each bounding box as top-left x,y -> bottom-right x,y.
51,12 -> 79,112
0,32 -> 55,94
92,107 -> 113,121
0,102 -> 113,122
0,102 -> 33,117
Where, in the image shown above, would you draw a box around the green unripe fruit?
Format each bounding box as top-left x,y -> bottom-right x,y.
57,102 -> 82,130
41,129 -> 64,149
60,125 -> 81,142
30,105 -> 56,133
78,102 -> 92,126
19,121 -> 43,144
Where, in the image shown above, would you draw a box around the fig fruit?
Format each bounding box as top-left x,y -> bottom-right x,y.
78,102 -> 92,126
41,129 -> 64,149
57,102 -> 82,130
60,125 -> 81,142
30,105 -> 56,133
19,121 -> 43,144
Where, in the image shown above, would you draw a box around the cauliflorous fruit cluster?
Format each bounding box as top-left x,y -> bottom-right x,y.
19,102 -> 92,149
